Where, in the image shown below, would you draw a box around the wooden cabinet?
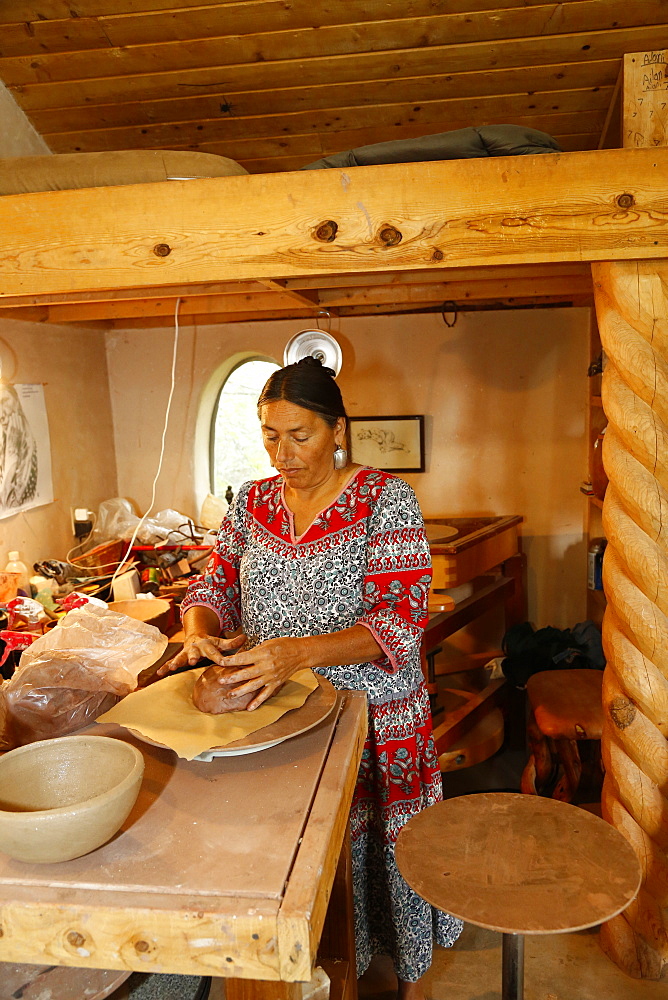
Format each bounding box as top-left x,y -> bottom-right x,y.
422,517 -> 526,758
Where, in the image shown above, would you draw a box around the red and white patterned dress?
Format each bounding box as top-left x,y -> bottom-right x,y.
181,467 -> 463,981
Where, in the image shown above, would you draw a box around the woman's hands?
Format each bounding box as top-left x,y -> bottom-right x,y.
217,636 -> 312,711
156,632 -> 247,677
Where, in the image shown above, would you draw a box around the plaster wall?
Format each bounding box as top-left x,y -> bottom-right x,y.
0,81 -> 50,157
0,320 -> 117,571
106,307 -> 588,628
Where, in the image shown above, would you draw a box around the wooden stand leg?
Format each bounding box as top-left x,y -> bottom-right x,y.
552,738 -> 583,803
318,826 -> 358,1000
502,933 -> 525,1000
520,712 -> 554,795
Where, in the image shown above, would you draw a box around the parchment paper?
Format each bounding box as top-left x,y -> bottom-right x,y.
96,667 -> 319,760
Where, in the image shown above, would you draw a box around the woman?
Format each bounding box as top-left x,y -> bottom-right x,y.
161,357 -> 462,999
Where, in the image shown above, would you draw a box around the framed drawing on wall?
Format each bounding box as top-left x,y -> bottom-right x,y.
349,415 -> 425,473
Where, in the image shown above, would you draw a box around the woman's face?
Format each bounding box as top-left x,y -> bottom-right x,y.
259,400 -> 345,491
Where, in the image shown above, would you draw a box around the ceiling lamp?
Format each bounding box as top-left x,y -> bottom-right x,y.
283,329 -> 343,376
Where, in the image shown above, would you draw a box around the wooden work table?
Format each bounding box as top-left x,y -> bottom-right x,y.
0,692 -> 367,1000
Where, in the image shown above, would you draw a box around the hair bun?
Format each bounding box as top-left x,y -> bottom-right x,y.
297,355 -> 335,378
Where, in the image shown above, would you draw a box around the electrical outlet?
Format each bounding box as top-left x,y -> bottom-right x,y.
71,506 -> 93,539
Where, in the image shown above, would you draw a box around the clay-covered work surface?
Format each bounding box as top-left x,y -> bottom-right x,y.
0,694 -> 368,982
0,713 -> 339,899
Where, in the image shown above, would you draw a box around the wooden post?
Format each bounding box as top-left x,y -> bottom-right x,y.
592,48 -> 668,980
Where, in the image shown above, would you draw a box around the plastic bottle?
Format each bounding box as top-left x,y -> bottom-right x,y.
587,538 -> 607,591
5,551 -> 30,597
30,574 -> 57,599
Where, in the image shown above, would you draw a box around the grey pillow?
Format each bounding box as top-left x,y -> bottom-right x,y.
301,124 -> 561,170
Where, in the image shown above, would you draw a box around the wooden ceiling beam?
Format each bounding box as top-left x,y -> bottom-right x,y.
106,297 -> 590,329
256,279 -> 322,311
1,147 -> 665,298
2,3 -> 663,87
0,280 -> 268,309
337,295 -> 593,314
28,59 -> 619,135
0,264 -> 592,310
284,263 -> 593,290
318,275 -> 594,308
45,291 -> 304,323
111,308 -> 319,329
0,306 -> 50,322
8,23 -> 660,114
0,0 -> 612,53
0,0 -> 228,22
41,87 -> 612,153
27,277 -> 593,323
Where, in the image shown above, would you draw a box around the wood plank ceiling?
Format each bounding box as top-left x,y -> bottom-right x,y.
1,0 -> 666,326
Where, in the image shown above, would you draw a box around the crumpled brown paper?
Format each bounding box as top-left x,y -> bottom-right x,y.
96,667 -> 319,759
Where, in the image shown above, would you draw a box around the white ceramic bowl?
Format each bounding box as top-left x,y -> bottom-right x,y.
0,735 -> 144,863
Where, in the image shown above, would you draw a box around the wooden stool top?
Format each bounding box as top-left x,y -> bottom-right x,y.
395,792 -> 640,935
527,668 -> 604,740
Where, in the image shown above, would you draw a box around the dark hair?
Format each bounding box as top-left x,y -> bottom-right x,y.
258,356 -> 348,428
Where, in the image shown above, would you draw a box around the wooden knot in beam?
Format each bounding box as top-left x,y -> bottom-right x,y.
377,225 -> 402,247
313,221 -> 338,243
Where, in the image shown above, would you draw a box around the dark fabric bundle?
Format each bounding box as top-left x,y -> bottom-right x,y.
301,124 -> 561,170
501,620 -> 605,689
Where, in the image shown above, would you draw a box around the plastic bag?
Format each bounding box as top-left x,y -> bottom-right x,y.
200,493 -> 228,531
137,508 -> 196,545
93,497 -> 141,543
94,497 -> 196,545
0,603 -> 168,749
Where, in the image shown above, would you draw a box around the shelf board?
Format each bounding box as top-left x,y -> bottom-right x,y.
589,496 -> 604,509
590,395 -> 604,408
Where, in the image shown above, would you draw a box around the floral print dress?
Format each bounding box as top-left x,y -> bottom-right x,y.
181,467 -> 463,981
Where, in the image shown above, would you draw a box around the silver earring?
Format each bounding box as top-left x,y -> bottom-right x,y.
333,446 -> 348,470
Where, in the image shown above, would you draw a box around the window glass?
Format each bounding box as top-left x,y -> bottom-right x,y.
210,358 -> 279,499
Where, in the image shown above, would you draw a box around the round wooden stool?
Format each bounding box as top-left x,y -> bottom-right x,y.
0,964 -> 131,1000
521,668 -> 604,801
395,792 -> 641,1000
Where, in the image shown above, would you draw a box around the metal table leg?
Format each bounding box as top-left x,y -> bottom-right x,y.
502,933 -> 524,1000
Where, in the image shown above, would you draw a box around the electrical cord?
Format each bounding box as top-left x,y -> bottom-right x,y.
108,298 -> 182,594
65,511 -> 98,567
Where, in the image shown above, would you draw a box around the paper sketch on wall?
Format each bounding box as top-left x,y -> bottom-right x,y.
349,416 -> 425,473
0,384 -> 53,519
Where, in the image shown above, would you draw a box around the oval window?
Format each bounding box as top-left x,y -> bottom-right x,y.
210,358 -> 280,499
